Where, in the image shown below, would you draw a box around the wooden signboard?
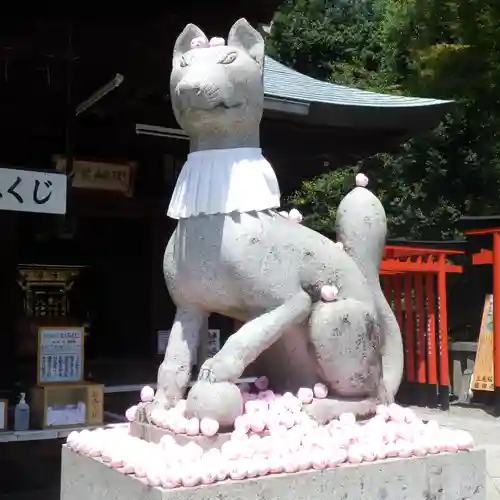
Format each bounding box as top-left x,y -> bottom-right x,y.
88,383 -> 104,425
471,294 -> 494,391
37,327 -> 85,385
54,156 -> 136,197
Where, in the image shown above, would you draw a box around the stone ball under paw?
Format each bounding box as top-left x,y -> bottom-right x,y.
185,381 -> 243,428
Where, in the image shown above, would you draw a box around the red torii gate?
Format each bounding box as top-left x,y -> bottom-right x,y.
380,243 -> 463,410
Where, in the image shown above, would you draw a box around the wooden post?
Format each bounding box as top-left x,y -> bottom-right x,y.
381,276 -> 392,303
403,274 -> 415,387
390,274 -> 408,402
391,275 -> 404,330
414,272 -> 427,405
437,254 -> 450,410
425,273 -> 438,407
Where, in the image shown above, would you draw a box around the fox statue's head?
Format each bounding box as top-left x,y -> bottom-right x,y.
170,18 -> 265,150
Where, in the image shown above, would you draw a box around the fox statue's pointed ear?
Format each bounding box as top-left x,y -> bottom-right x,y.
173,24 -> 207,63
228,18 -> 265,69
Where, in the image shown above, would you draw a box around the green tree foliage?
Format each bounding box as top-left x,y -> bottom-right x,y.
268,0 -> 500,240
267,0 -> 384,89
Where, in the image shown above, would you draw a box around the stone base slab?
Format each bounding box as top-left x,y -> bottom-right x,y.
61,445 -> 486,500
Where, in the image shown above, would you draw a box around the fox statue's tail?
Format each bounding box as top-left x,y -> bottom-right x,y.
335,173 -> 404,401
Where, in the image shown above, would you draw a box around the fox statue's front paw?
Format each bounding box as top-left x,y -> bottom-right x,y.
198,358 -> 216,383
198,354 -> 245,384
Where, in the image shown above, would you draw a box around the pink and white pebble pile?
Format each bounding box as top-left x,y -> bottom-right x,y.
66,378 -> 474,489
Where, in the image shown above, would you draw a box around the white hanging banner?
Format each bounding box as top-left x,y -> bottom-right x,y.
0,167 -> 67,214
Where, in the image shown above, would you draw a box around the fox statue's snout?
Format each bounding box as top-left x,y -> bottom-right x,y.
174,66 -> 237,112
175,78 -> 222,111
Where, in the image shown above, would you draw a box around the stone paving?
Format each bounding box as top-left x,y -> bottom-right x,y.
412,405 -> 500,499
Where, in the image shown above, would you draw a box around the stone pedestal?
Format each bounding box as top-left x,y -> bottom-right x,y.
61,446 -> 486,500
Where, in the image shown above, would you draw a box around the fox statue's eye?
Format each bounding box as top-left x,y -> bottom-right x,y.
180,57 -> 188,68
219,52 -> 237,65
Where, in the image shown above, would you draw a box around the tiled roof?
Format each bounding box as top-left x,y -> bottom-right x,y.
263,56 -> 451,108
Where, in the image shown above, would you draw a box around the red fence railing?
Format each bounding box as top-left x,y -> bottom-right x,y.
381,246 -> 463,410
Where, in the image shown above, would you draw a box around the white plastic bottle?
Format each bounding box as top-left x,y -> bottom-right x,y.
14,392 -> 30,431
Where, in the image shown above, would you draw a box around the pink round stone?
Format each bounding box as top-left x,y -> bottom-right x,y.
355,173 -> 369,187
229,462 -> 247,480
320,285 -> 338,302
234,415 -> 250,434
311,450 -> 328,470
185,418 -> 200,436
297,387 -> 314,404
239,383 -> 251,394
140,386 -> 154,403
249,414 -> 266,433
181,467 -> 201,487
254,376 -> 269,391
190,36 -> 208,49
288,208 -> 303,223
200,417 -> 219,437
256,458 -> 270,476
125,405 -> 138,422
258,390 -> 276,402
313,383 -> 328,399
200,465 -> 217,485
347,444 -> 363,464
339,412 -> 356,426
209,37 -> 225,47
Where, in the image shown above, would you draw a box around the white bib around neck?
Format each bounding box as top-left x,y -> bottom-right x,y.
167,147 -> 281,219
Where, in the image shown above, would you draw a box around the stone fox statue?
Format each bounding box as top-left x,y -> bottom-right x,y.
151,18 -> 404,426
